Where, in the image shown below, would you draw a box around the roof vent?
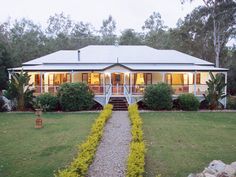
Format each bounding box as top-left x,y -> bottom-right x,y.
78,50 -> 80,61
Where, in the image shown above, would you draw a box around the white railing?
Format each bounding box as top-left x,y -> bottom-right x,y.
31,85 -> 60,95
105,84 -> 112,104
124,84 -> 131,104
112,83 -> 124,95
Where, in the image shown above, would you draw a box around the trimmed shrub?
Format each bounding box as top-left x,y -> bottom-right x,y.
57,82 -> 94,111
36,93 -> 59,111
143,83 -> 173,110
127,104 -> 146,177
178,93 -> 200,111
227,96 -> 236,109
55,104 -> 113,177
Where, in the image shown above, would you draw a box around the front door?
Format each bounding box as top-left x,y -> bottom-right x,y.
111,73 -> 124,95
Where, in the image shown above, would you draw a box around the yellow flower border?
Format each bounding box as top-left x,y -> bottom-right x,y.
126,104 -> 146,177
55,104 -> 113,177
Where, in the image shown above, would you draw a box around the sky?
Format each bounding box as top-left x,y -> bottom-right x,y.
0,0 -> 204,32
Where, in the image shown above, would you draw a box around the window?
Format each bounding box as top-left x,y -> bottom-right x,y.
135,73 -> 145,85
48,74 -> 53,85
35,74 -> 41,86
88,73 -> 100,85
193,73 -> 201,84
82,73 -> 88,83
146,73 -> 152,85
196,73 -> 201,84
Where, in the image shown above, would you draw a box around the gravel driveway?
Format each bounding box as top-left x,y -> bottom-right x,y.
88,111 -> 131,177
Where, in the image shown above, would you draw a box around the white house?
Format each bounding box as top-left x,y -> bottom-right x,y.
8,45 -> 228,107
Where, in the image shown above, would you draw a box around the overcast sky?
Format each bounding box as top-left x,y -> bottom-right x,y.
0,0 -> 204,32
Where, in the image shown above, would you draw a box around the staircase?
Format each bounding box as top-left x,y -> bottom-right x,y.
109,97 -> 128,111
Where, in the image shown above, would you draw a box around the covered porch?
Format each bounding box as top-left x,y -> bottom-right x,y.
13,70 -> 226,106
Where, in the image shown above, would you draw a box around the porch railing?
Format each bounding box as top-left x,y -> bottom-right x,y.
124,84 -> 131,104
31,84 -> 210,97
105,84 -> 112,104
112,84 -> 124,95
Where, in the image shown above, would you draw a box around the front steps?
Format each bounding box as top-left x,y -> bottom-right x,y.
109,97 -> 128,111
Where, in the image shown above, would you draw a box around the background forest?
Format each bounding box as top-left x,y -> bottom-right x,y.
0,1 -> 236,94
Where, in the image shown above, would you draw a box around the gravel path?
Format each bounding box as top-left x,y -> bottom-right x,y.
88,111 -> 131,177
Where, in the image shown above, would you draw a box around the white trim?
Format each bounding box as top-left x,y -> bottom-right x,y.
194,71 -> 197,96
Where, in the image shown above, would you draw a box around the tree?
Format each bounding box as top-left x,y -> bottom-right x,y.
203,72 -> 227,109
71,22 -> 100,48
142,12 -> 170,49
10,18 -> 47,66
46,12 -> 73,37
142,12 -> 165,32
226,46 -> 236,95
119,29 -> 143,45
5,71 -> 34,111
100,15 -> 117,44
168,6 -> 216,61
183,0 -> 236,67
0,43 -> 12,93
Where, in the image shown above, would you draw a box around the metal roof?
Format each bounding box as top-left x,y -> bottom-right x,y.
23,45 -> 214,66
9,63 -> 111,71
123,64 -> 228,71
9,63 -> 228,71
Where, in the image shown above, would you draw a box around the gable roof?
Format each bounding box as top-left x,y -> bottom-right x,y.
23,45 -> 214,66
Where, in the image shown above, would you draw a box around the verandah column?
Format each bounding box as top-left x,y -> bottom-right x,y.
103,72 -> 105,95
40,72 -> 44,94
71,70 -> 74,83
194,71 -> 197,96
162,72 -> 165,82
8,71 -> 12,81
130,73 -> 133,104
224,71 -> 227,108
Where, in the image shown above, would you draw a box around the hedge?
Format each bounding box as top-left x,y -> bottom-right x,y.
55,104 -> 113,177
126,104 -> 146,177
143,83 -> 173,110
57,82 -> 94,111
178,93 -> 200,111
36,93 -> 59,111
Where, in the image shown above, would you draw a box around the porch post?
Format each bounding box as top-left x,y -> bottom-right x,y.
8,71 -> 12,81
224,72 -> 227,108
71,70 -> 74,83
40,72 -> 43,94
130,73 -> 132,95
44,72 -> 48,93
103,73 -> 105,95
194,71 -> 197,96
109,73 -> 112,85
162,72 -> 165,82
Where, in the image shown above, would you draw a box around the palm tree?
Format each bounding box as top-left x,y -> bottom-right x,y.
9,71 -> 34,111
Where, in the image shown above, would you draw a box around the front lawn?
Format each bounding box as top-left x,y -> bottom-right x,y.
141,112 -> 236,177
0,112 -> 97,177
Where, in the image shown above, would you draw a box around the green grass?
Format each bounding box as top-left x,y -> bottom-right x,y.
141,112 -> 236,177
0,112 -> 98,177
